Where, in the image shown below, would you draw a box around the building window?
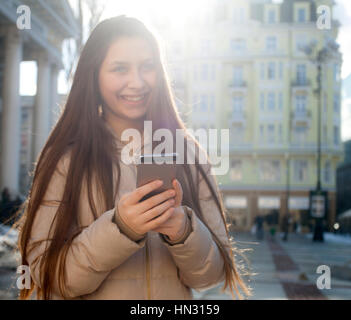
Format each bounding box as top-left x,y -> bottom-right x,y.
233,66 -> 243,85
334,125 -> 340,145
279,62 -> 283,79
201,64 -> 208,81
266,36 -> 277,51
230,159 -> 242,181
233,8 -> 246,24
297,8 -> 306,22
231,125 -> 244,142
323,125 -> 327,143
333,93 -> 340,112
193,94 -> 198,111
296,34 -> 307,52
200,94 -> 208,112
201,39 -> 211,55
260,62 -> 265,80
278,124 -> 283,142
296,64 -> 307,85
324,161 -> 332,184
295,95 -> 307,113
267,124 -> 275,143
211,64 -> 216,80
267,92 -> 275,111
268,62 -> 275,80
239,8 -> 245,23
293,126 -> 308,144
260,92 -> 265,111
268,9 -> 276,23
210,94 -> 215,112
294,160 -> 308,182
231,39 -> 246,53
259,160 -> 280,182
232,96 -> 244,113
259,125 -> 264,142
233,7 -> 246,24
279,92 -> 283,111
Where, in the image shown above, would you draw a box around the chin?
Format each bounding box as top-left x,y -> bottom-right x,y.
123,110 -> 147,121
123,106 -> 148,119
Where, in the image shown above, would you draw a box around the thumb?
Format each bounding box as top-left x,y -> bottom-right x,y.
172,179 -> 183,207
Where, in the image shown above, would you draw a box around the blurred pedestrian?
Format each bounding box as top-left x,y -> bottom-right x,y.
0,188 -> 24,226
0,187 -> 12,225
269,225 -> 276,239
255,215 -> 264,240
282,213 -> 291,242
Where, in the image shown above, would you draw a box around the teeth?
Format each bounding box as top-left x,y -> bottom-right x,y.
121,94 -> 146,102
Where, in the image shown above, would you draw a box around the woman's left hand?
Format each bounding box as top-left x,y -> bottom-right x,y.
152,179 -> 187,241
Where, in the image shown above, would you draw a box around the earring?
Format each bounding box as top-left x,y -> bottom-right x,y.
98,104 -> 103,117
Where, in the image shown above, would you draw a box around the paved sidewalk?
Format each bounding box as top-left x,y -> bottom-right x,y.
192,231 -> 351,300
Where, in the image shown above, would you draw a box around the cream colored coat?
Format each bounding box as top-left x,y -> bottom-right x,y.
27,123 -> 230,299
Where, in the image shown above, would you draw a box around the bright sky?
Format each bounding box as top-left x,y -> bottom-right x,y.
19,0 -> 351,140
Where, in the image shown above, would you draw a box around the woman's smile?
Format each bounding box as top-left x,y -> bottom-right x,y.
118,92 -> 150,106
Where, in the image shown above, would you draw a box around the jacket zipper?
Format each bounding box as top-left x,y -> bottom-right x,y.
145,235 -> 151,299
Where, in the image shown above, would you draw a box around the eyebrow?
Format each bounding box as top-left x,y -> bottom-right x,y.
110,58 -> 154,66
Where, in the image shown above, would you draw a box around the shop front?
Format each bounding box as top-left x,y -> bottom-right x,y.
288,196 -> 311,233
224,195 -> 249,231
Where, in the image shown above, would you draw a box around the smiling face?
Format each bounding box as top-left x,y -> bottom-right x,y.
98,36 -> 158,122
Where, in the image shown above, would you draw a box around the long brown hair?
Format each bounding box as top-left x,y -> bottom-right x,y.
14,15 -> 252,300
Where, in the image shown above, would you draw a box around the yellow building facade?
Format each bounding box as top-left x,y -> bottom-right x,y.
164,0 -> 343,232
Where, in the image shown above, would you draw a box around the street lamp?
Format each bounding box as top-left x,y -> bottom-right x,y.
300,38 -> 340,242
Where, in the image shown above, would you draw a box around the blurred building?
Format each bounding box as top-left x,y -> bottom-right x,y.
0,0 -> 79,196
165,0 -> 343,231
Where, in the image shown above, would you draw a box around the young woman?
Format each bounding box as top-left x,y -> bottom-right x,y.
16,15 -> 251,300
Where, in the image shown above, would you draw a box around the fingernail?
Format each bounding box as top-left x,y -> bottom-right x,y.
156,180 -> 163,186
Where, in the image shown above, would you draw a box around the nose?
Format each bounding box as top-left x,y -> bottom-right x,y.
127,67 -> 146,90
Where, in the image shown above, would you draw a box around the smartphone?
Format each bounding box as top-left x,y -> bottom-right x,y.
136,153 -> 178,203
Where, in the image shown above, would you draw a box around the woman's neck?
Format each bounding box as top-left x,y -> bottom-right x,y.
104,114 -> 144,141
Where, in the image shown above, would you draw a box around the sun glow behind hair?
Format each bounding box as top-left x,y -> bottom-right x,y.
100,0 -> 214,31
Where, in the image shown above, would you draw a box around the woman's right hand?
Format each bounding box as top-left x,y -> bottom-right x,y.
116,180 -> 176,236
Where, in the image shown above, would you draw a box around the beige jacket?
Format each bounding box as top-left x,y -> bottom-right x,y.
27,123 -> 230,300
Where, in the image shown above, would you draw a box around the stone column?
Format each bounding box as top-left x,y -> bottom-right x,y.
0,27 -> 23,195
32,50 -> 51,164
50,64 -> 59,129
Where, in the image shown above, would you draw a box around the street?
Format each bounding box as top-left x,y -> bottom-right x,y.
192,231 -> 351,300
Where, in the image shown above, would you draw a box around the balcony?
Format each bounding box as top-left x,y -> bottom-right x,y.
291,79 -> 311,95
292,109 -> 311,127
228,80 -> 247,94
